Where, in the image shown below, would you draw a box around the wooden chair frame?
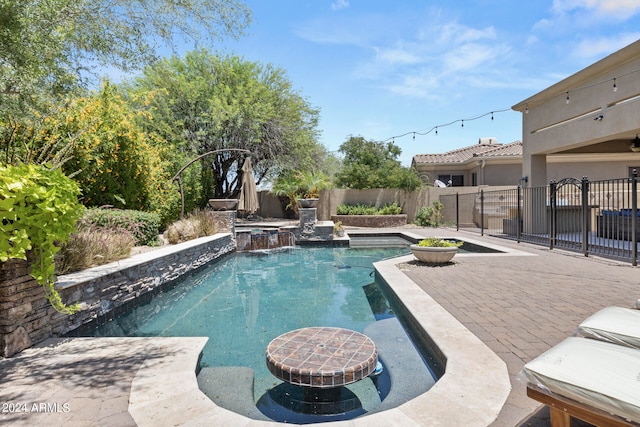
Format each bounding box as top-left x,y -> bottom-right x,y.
527,384 -> 639,427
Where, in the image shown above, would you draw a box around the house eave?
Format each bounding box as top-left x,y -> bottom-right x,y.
512,39 -> 640,112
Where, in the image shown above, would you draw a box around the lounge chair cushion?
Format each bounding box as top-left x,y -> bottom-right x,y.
523,337 -> 640,423
577,306 -> 640,349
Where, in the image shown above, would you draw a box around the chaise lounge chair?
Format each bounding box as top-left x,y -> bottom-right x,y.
523,307 -> 640,427
576,306 -> 640,349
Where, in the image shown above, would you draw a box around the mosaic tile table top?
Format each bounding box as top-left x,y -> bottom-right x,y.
265,326 -> 378,389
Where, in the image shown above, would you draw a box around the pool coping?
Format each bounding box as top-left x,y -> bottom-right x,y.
127,237 -> 514,426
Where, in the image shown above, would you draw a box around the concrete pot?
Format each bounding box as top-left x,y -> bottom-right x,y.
297,198 -> 319,208
410,244 -> 458,264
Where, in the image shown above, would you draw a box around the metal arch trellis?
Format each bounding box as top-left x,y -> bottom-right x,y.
554,177 -> 582,190
171,148 -> 251,218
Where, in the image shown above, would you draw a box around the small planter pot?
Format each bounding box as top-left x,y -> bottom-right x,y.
410,245 -> 458,264
297,198 -> 319,208
208,199 -> 239,211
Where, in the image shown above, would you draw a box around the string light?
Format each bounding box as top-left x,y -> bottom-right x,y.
380,67 -> 640,144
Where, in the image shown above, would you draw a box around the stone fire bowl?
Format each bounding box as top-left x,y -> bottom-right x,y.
208,199 -> 239,211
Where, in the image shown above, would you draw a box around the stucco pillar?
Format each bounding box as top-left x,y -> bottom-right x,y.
523,154 -> 547,187
522,154 -> 548,234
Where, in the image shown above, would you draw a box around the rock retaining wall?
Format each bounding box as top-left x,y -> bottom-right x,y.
0,233 -> 235,357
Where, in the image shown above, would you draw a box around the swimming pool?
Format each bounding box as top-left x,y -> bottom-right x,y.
90,246 -> 438,422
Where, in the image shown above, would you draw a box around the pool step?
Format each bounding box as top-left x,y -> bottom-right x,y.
197,366 -> 270,420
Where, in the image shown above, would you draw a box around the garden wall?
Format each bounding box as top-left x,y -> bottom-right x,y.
331,214 -> 408,228
257,187 -> 507,223
0,234 -> 235,357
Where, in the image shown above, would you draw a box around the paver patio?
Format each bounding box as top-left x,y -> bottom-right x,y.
401,230 -> 640,426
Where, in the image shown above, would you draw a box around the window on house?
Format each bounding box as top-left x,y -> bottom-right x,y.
472,173 -> 478,186
438,174 -> 464,187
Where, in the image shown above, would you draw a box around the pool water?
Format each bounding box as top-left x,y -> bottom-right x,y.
91,246 -> 436,421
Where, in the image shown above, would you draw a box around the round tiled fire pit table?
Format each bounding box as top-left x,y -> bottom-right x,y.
265,326 -> 378,389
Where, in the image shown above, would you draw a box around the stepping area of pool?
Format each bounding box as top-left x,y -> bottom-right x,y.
2,227 -> 640,426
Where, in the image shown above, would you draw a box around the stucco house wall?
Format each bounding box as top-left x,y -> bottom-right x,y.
512,39 -> 640,187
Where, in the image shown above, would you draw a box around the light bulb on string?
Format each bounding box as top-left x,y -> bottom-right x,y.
461,120 -> 464,128
525,103 -> 529,114
613,78 -> 618,92
565,92 -> 570,104
435,127 -> 438,135
413,132 -> 415,141
491,112 -> 494,121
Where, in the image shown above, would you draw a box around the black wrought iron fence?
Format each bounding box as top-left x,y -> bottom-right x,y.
440,172 -> 640,265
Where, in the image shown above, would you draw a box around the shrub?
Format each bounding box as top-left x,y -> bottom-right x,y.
336,202 -> 402,215
165,209 -> 218,244
415,201 -> 444,227
416,237 -> 462,247
378,202 -> 402,215
57,226 -> 136,274
82,208 -> 160,246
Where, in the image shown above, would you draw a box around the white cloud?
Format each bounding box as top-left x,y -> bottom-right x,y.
297,8 -> 516,100
438,23 -> 497,45
553,0 -> 640,16
442,43 -> 503,73
331,0 -> 349,11
374,46 -> 422,65
571,32 -> 640,59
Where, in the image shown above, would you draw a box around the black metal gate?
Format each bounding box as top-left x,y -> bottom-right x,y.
442,172 -> 640,265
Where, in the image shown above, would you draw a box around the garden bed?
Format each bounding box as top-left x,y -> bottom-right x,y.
331,214 -> 407,228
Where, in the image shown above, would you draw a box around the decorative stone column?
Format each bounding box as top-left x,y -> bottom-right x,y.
209,210 -> 236,235
0,254 -> 55,357
299,207 -> 317,239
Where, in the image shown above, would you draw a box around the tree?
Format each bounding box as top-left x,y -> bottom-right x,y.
0,0 -> 251,174
15,83 -> 167,213
335,135 -> 422,191
127,50 -> 322,203
0,0 -> 251,96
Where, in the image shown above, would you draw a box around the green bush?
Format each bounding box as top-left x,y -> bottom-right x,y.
415,201 -> 444,227
336,202 -> 402,215
82,208 -> 160,246
378,202 -> 402,215
0,164 -> 84,313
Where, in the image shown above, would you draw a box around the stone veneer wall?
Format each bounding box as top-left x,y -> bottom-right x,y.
0,253 -> 59,358
0,233 -> 235,357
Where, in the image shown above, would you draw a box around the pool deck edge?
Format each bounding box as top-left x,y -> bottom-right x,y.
372,255 -> 512,427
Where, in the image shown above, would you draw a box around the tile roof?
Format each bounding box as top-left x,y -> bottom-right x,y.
413,140 -> 522,165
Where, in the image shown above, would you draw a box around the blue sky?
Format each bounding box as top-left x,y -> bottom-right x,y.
210,1 -> 640,165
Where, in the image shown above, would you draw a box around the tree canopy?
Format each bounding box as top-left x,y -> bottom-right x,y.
0,0 -> 251,118
128,50 -> 323,201
335,135 -> 422,191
